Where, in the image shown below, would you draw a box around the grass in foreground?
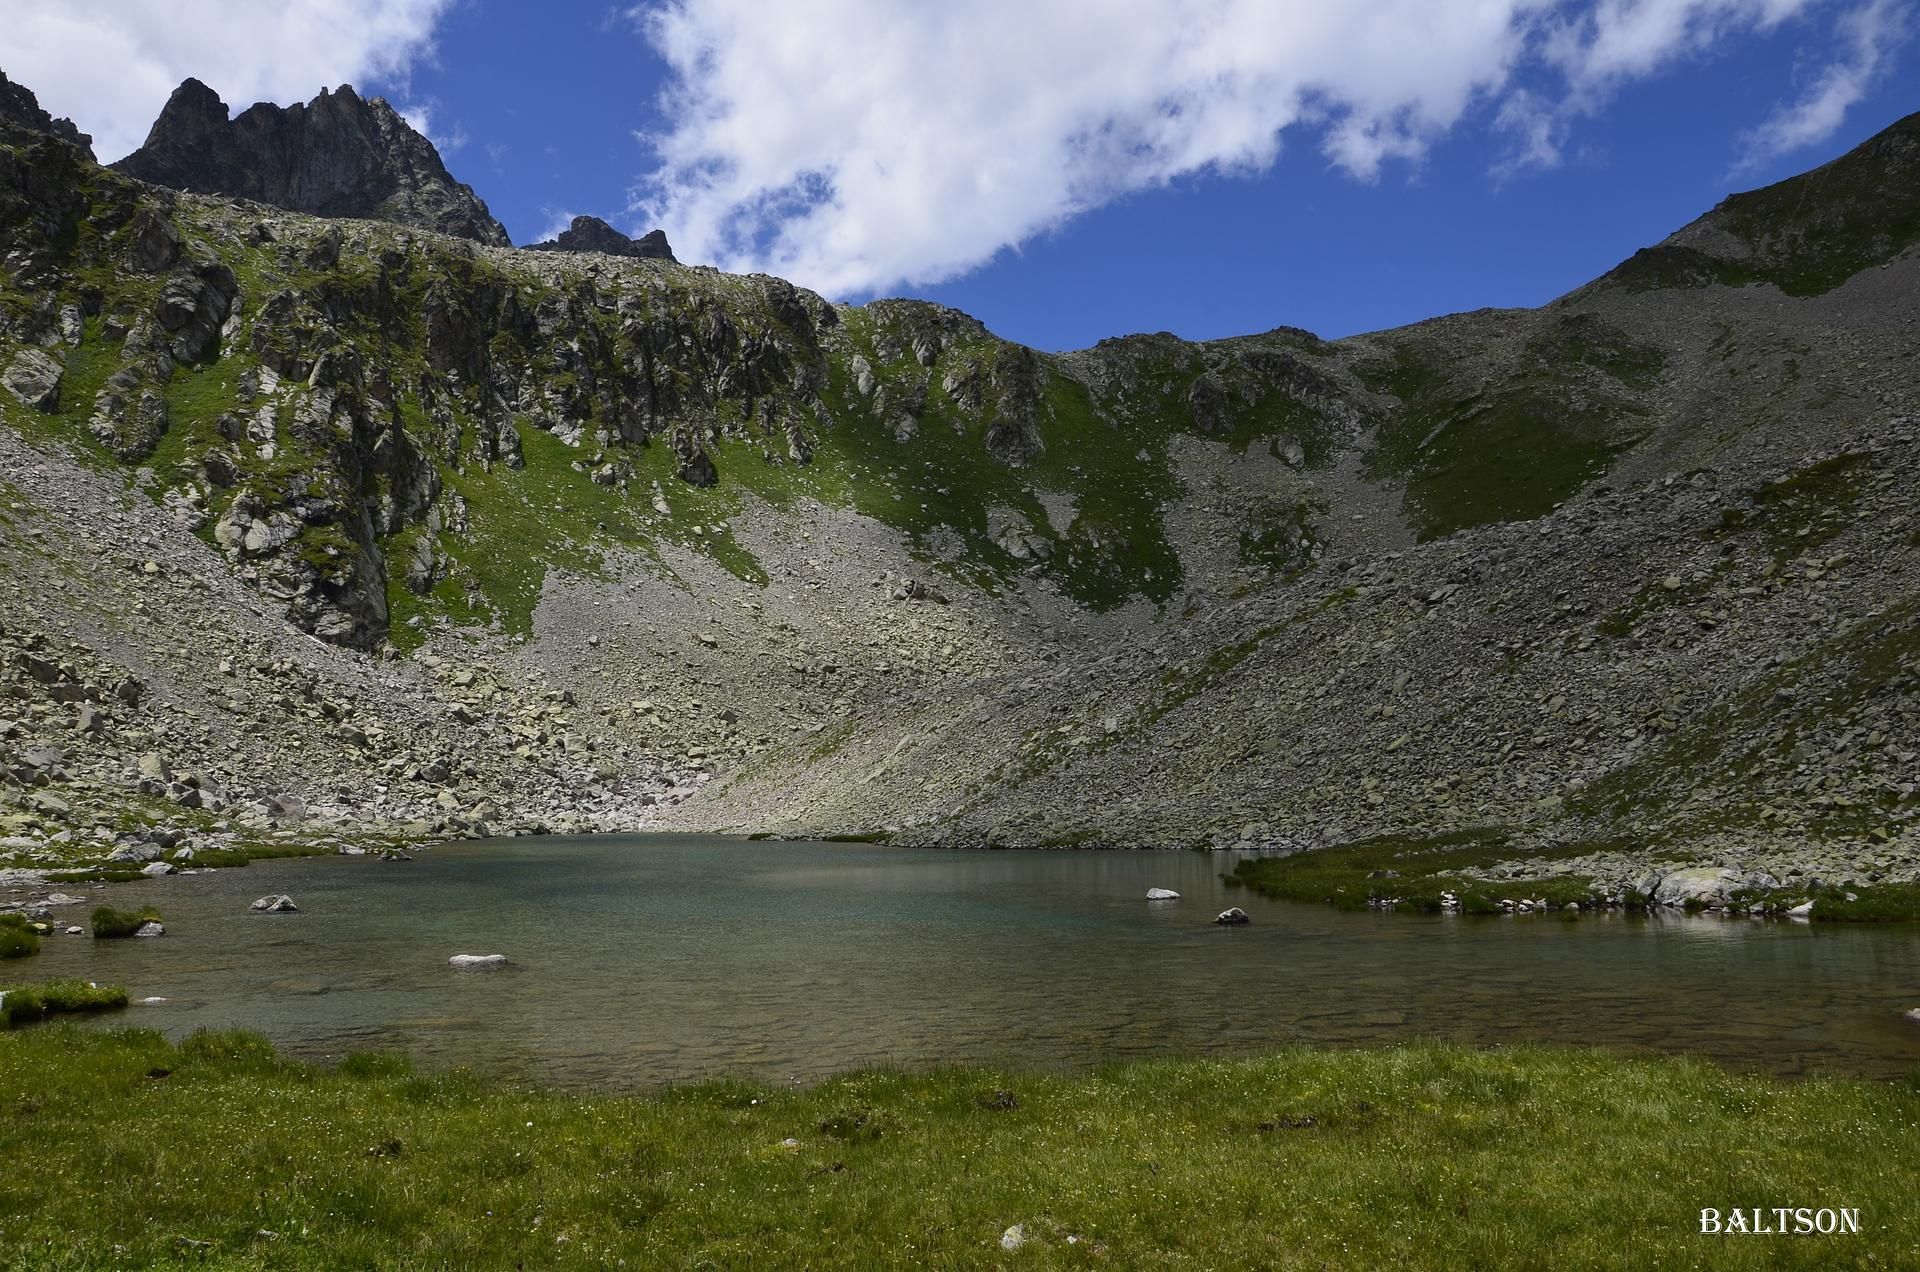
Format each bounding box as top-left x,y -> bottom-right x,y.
0,1029 -> 1915,1268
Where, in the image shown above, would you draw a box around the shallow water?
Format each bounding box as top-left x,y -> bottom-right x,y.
15,834 -> 1920,1087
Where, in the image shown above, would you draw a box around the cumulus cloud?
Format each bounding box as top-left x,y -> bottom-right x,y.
4,0 -> 453,161
628,0 -> 1905,297
1733,0 -> 1908,172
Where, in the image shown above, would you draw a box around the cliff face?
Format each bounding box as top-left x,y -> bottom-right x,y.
0,70 -> 93,157
1,73 -> 1918,888
111,79 -> 510,247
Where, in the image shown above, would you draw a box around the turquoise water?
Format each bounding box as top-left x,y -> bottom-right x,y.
17,834 -> 1920,1088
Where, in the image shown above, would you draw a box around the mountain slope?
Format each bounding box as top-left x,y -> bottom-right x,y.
0,77 -> 1917,903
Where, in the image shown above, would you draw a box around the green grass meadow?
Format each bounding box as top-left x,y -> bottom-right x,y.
0,1026 -> 1914,1268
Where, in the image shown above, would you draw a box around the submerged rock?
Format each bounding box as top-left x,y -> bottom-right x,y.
1214,907 -> 1250,926
132,921 -> 166,938
448,953 -> 508,969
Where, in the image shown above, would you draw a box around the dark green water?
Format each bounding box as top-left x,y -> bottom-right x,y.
16,834 -> 1920,1087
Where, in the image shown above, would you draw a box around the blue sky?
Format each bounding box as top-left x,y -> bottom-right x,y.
11,0 -> 1919,351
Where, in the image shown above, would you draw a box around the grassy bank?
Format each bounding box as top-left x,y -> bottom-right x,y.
0,1029 -> 1915,1267
1226,833 -> 1920,922
0,980 -> 126,1027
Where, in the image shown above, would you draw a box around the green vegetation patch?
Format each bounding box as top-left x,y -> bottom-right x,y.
90,906 -> 161,939
1357,338 -> 1652,541
0,1028 -> 1916,1266
1230,829 -> 1604,914
0,980 -> 127,1028
0,915 -> 42,960
1805,881 -> 1920,923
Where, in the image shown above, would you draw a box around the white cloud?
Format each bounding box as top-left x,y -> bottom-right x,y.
628,0 -> 1904,298
1733,0 -> 1908,171
3,0 -> 453,161
400,99 -> 469,154
537,208 -> 581,242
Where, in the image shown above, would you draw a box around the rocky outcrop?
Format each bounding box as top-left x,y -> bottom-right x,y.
530,215 -> 675,261
0,70 -> 93,156
111,79 -> 509,247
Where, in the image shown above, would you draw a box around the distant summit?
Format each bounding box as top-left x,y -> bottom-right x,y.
530,215 -> 676,261
111,78 -> 510,247
0,69 -> 93,157
1592,109 -> 1920,299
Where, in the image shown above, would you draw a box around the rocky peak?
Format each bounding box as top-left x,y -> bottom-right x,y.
111,78 -> 510,247
530,215 -> 676,261
0,69 -> 94,157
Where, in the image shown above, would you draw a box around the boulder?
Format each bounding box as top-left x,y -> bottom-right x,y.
1214,907 -> 1251,925
448,953 -> 508,969
2,349 -> 62,412
1652,867 -> 1742,907
250,895 -> 298,913
1146,888 -> 1181,900
141,861 -> 177,877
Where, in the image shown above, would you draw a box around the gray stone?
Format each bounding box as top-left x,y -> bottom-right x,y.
132,921 -> 166,938
1146,887 -> 1180,900
1652,867 -> 1741,907
141,861 -> 177,877
1214,907 -> 1251,925
448,953 -> 507,969
3,349 -> 62,412
250,894 -> 298,913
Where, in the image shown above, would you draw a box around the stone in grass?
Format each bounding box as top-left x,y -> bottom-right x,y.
1146,887 -> 1181,900
448,954 -> 508,969
142,861 -> 176,877
1214,907 -> 1251,926
1000,1225 -> 1027,1252
250,895 -> 298,913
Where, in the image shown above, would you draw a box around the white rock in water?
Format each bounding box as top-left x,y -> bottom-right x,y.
132,921 -> 165,938
250,895 -> 299,913
1213,907 -> 1250,926
448,954 -> 508,969
1787,901 -> 1815,917
139,996 -> 168,1006
1146,888 -> 1181,900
